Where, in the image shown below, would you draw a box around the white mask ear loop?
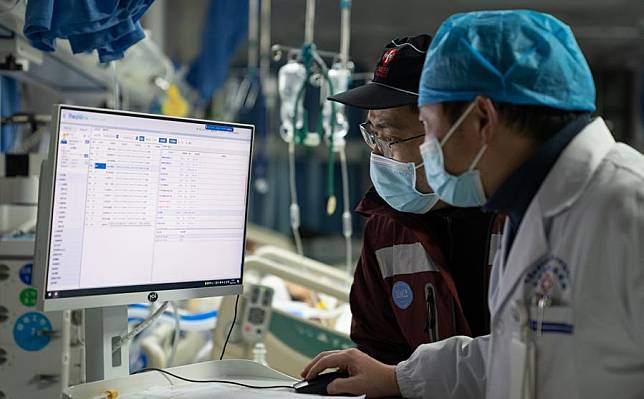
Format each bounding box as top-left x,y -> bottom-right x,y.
415,162 -> 424,170
439,101 -> 478,146
468,144 -> 488,171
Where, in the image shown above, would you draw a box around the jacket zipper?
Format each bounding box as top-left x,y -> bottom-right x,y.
444,215 -> 459,336
425,283 -> 438,342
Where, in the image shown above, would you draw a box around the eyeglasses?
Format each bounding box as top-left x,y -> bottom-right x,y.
359,122 -> 425,158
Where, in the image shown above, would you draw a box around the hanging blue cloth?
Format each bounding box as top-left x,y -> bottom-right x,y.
186,0 -> 249,101
0,77 -> 21,153
23,0 -> 154,63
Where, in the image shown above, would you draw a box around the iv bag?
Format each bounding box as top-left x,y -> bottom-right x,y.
323,65 -> 350,143
278,61 -> 306,143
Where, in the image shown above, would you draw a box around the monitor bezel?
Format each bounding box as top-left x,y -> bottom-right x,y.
34,105 -> 253,311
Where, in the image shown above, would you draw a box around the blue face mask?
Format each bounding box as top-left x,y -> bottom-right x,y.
419,102 -> 488,207
370,152 -> 439,214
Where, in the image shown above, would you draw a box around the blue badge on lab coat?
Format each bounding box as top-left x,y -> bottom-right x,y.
392,281 -> 413,310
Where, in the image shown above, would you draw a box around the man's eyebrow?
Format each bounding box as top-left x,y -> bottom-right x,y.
372,120 -> 398,129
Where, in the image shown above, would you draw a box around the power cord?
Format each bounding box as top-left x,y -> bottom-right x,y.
219,295 -> 240,360
134,367 -> 295,390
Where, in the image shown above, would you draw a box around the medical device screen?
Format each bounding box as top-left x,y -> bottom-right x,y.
44,107 -> 253,299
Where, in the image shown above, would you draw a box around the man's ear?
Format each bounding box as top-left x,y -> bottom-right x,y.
474,96 -> 498,145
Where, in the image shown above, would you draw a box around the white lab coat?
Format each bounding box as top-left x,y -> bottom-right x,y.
396,117 -> 644,399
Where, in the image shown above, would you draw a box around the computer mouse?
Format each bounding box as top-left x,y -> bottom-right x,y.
293,370 -> 351,395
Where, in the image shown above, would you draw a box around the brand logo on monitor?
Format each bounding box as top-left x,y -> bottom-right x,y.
64,112 -> 90,121
147,292 -> 159,302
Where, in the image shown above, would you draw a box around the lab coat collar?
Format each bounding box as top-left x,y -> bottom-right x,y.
491,200 -> 549,316
537,117 -> 615,218
490,117 -> 615,316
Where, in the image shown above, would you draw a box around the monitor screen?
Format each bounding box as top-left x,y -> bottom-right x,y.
36,106 -> 253,310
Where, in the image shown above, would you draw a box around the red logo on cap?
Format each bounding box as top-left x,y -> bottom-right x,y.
381,49 -> 397,66
375,48 -> 397,79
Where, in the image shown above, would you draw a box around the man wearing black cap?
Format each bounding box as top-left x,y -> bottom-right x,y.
327,34 -> 502,365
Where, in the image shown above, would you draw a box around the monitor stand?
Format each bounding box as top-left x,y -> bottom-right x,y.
85,305 -> 130,382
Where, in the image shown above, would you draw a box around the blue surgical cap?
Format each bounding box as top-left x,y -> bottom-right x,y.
419,10 -> 596,112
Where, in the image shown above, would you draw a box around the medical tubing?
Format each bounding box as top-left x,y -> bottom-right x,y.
167,301 -> 180,367
312,50 -> 338,210
288,139 -> 304,255
325,77 -> 337,212
113,301 -> 169,354
339,148 -> 353,273
291,43 -> 313,145
287,40 -> 340,247
339,0 -> 351,68
288,52 -> 310,256
127,305 -> 218,332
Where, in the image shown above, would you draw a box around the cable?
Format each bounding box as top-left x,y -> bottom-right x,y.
219,295 -> 240,360
134,367 -> 295,390
113,301 -> 169,354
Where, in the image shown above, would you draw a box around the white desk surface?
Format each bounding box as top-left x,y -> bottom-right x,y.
63,359 -> 364,399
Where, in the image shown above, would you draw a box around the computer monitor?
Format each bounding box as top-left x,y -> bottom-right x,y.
34,105 -> 254,312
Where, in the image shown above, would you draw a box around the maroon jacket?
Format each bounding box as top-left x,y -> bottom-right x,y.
350,188 -> 503,365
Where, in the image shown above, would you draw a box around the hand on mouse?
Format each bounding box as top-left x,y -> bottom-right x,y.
300,348 -> 400,397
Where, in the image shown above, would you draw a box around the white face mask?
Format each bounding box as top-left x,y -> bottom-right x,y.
369,153 -> 439,214
419,102 -> 488,207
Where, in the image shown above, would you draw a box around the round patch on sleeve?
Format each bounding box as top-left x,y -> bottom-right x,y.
392,281 -> 413,310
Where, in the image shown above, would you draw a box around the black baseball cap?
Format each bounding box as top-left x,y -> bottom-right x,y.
328,34 -> 432,110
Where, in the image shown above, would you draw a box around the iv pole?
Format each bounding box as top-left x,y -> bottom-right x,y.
338,0 -> 353,274
287,0 -> 318,257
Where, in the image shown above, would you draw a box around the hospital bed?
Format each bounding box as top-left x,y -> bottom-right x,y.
133,246 -> 354,378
